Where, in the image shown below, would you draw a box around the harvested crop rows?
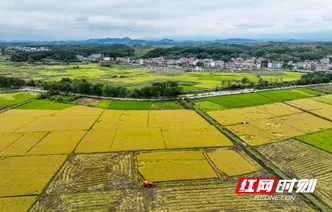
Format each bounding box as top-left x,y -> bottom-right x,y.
257,140 -> 332,208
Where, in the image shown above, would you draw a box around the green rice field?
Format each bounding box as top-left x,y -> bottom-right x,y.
297,129 -> 332,153
0,62 -> 303,91
0,92 -> 39,108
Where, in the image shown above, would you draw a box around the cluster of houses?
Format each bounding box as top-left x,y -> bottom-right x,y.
78,54 -> 332,72
6,46 -> 50,52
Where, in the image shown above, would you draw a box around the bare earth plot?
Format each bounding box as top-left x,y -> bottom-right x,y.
257,140 -> 332,208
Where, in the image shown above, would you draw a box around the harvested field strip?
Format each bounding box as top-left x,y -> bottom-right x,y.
257,140 -> 332,208
137,151 -> 218,181
155,183 -> 313,211
207,150 -> 257,176
46,153 -> 141,194
0,155 -> 67,196
0,196 -> 38,212
0,132 -> 48,156
28,131 -> 87,155
297,129 -> 332,153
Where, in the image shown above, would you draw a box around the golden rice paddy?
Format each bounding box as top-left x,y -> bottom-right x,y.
0,155 -> 67,196
137,151 -> 218,181
207,149 -> 257,176
0,196 -> 37,212
286,99 -> 332,111
162,126 -> 233,148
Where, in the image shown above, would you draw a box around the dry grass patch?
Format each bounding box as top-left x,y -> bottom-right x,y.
208,107 -> 273,126
28,131 -> 86,155
75,130 -> 116,153
17,116 -> 98,132
227,124 -> 277,146
0,132 -> 48,156
207,149 -> 257,176
0,155 -> 67,196
287,99 -> 331,111
75,98 -> 101,107
111,128 -> 165,151
137,151 -> 217,181
54,105 -> 103,116
116,111 -> 148,128
0,196 -> 37,212
149,110 -> 210,127
162,126 -> 233,148
92,110 -> 122,130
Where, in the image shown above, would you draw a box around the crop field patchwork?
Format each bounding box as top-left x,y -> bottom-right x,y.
208,103 -> 301,126
0,155 -> 67,196
198,88 -> 322,111
0,132 -> 48,156
257,140 -> 332,208
17,115 -> 98,132
207,149 -> 257,176
53,105 -> 103,116
297,129 -> 332,153
137,151 -> 218,181
0,116 -> 38,132
27,131 -> 86,155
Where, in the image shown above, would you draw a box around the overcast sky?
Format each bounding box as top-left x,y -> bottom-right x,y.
2,0 -> 332,41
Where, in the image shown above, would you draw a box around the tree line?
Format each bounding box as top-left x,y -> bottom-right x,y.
144,43 -> 332,62
10,45 -> 135,62
0,76 -> 182,98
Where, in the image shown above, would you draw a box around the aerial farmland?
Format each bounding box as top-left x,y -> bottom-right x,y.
0,86 -> 331,211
